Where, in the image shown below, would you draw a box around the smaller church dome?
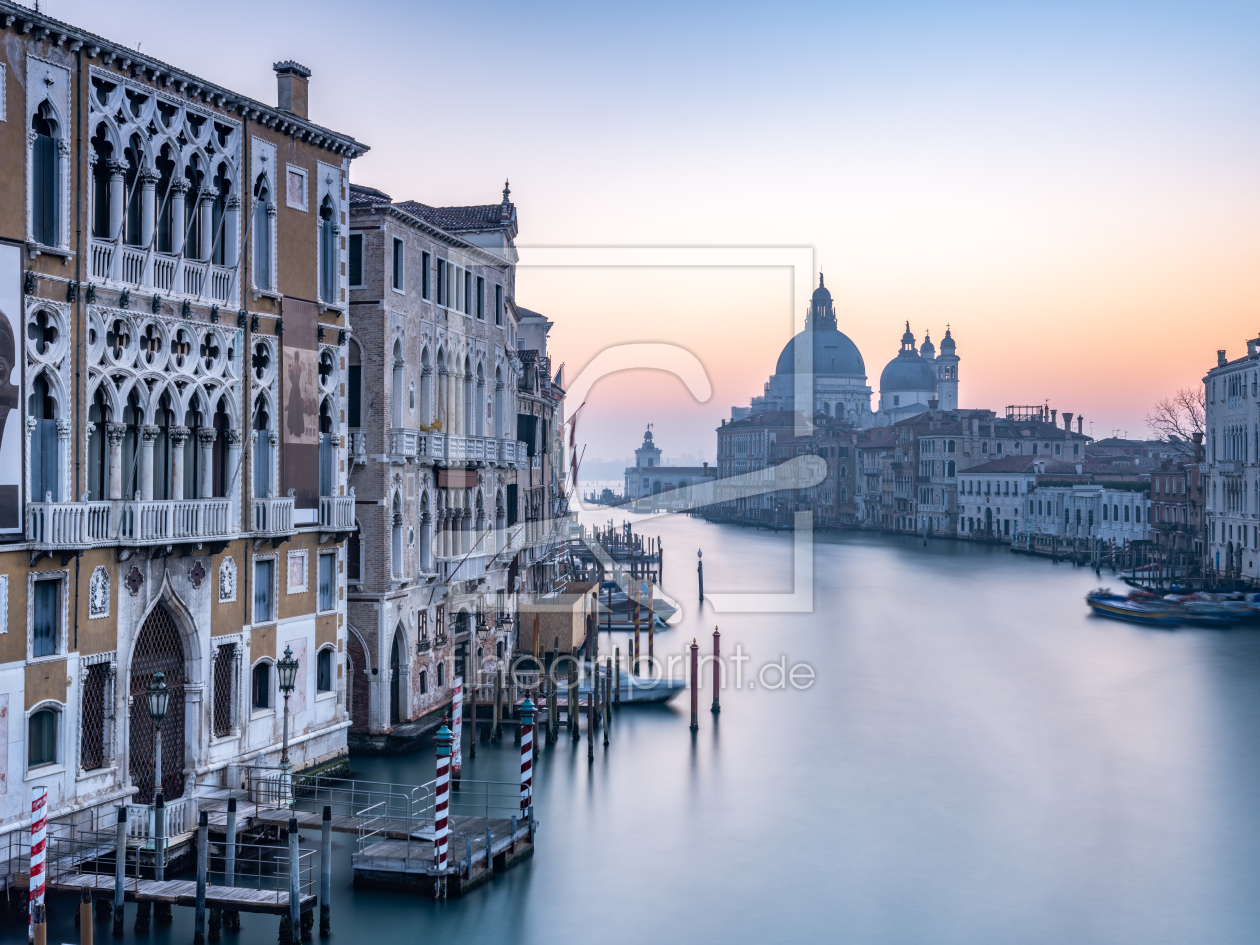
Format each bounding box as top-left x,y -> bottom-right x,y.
880,323 -> 936,393
940,327 -> 956,353
920,331 -> 935,360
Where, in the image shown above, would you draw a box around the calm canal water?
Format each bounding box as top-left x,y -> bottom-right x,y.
29,512 -> 1260,944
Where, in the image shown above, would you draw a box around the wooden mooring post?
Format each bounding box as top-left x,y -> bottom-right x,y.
320,805 -> 332,936
79,886 -> 92,945
689,639 -> 699,731
569,662 -> 579,742
614,648 -> 621,707
224,796 -> 239,932
113,804 -> 126,936
712,628 -> 721,714
195,811 -> 208,945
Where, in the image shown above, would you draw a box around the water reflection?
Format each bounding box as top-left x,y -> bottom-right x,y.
25,514 -> 1260,945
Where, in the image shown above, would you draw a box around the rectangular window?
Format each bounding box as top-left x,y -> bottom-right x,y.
254,559 -> 274,624
506,483 -> 518,527
392,238 -> 404,291
212,643 -> 237,737
495,284 -> 503,326
80,663 -> 110,771
32,580 -> 58,658
477,276 -> 485,319
317,648 -> 332,692
28,709 -> 56,768
422,251 -> 431,299
437,259 -> 446,306
253,662 -> 271,709
348,364 -> 361,427
348,234 -> 363,286
318,553 -> 335,613
464,270 -> 472,315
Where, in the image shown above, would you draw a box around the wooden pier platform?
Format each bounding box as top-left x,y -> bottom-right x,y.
48,873 -> 315,915
351,815 -> 533,896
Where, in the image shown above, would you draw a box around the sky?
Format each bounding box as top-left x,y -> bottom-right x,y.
44,0 -> 1260,467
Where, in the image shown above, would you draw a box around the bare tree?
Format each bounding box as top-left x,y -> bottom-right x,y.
1146,386 -> 1205,459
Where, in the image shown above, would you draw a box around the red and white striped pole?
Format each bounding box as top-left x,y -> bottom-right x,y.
451,676 -> 463,789
689,639 -> 699,731
519,696 -> 534,818
433,718 -> 453,871
29,785 -> 47,944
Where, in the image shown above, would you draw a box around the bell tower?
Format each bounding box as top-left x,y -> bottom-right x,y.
936,327 -> 959,411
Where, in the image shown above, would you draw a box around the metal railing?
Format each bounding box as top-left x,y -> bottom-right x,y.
47,825 -> 316,907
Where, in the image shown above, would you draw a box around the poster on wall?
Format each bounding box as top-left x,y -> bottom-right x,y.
0,244 -> 22,534
281,297 -> 319,523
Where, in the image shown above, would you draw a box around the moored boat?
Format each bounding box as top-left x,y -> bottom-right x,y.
1086,591 -> 1180,627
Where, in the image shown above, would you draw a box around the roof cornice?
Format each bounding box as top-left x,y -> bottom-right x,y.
1,0 -> 367,158
352,203 -> 511,269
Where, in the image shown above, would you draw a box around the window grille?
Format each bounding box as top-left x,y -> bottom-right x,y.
213,643 -> 239,737
128,605 -> 186,803
80,661 -> 112,771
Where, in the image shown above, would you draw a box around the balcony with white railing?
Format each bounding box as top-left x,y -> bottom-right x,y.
319,494 -> 355,530
390,428 -> 420,460
87,238 -> 237,306
437,554 -> 487,584
27,496 -> 233,547
252,494 -> 295,535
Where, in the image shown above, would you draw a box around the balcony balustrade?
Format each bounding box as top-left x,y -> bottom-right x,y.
88,238 -> 236,305
436,554 -> 487,583
27,495 -> 234,547
252,494 -> 295,534
319,494 -> 355,530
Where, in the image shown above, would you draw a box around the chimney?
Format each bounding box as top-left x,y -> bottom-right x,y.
1062,412 -> 1073,432
1193,431 -> 1203,462
274,61 -> 312,119
1249,340 -> 1257,357
1050,409 -> 1057,425
1075,462 -> 1083,475
1218,350 -> 1227,367
1077,415 -> 1084,435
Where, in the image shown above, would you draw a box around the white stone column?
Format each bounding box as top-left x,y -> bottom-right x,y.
420,512 -> 433,571
199,192 -> 214,261
170,426 -> 190,501
107,160 -> 127,242
139,168 -> 159,249
106,422 -> 126,501
224,195 -> 241,268
169,179 -> 190,256
140,425 -> 159,500
197,428 -> 217,499
56,418 -> 71,504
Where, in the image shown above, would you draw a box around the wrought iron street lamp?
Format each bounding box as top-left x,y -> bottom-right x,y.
277,646 -> 299,799
146,671 -> 170,884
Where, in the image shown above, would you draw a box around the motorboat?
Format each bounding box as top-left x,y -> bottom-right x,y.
577,671 -> 685,704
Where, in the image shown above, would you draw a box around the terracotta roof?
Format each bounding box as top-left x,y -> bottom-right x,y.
396,201 -> 509,232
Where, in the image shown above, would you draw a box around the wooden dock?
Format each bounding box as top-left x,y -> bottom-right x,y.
47,873 -> 315,916
352,815 -> 533,897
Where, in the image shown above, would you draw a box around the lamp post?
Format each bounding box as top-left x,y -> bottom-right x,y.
277,645 -> 299,803
146,672 -> 170,883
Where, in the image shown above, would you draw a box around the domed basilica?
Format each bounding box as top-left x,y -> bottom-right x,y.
746,275 -> 959,427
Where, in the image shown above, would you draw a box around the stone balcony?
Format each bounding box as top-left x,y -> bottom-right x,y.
251,494 -> 295,536
436,554 -> 487,584
319,494 -> 355,530
27,495 -> 234,548
388,430 -> 527,468
89,238 -> 236,306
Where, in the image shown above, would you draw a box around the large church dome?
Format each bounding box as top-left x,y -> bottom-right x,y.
774,329 -> 866,377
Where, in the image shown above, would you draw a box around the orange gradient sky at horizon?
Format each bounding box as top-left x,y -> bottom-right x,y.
46,0 -> 1260,466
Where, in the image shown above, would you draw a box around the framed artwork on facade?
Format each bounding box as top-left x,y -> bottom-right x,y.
286,165 -> 308,211
287,549 -> 308,594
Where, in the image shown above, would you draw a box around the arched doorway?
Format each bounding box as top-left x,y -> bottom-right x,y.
985,508 -> 993,535
389,628 -> 403,725
129,605 -> 186,802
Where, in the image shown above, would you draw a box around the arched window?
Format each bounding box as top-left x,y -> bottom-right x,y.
253,402 -> 271,498
90,124 -> 114,239
252,661 -> 272,709
946,460 -> 955,478
391,341 -> 404,428
436,662 -> 445,687
28,707 -> 58,768
253,174 -> 272,289
123,133 -> 144,246
319,195 -> 337,303
319,399 -> 334,497
211,163 -> 231,265
419,669 -> 428,696
317,647 -> 333,693
29,374 -> 59,502
946,440 -> 955,453
31,103 -> 59,247
88,388 -> 110,501
391,494 -> 403,578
